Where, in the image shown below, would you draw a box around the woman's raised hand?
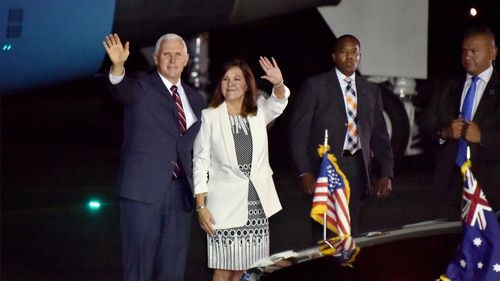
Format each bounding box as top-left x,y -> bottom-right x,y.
259,56 -> 283,88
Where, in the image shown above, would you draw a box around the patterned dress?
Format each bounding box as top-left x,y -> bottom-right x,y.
207,115 -> 270,270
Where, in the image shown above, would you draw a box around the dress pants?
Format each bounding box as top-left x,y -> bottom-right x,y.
120,178 -> 192,281
337,150 -> 367,237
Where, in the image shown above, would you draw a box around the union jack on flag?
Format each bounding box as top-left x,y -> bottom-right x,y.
461,165 -> 492,230
440,161 -> 500,281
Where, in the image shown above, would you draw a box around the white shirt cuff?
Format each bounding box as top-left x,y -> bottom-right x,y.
108,67 -> 125,85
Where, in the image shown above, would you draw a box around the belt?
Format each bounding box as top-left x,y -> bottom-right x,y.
342,150 -> 361,157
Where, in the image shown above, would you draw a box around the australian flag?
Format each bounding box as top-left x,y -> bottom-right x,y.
440,161 -> 500,281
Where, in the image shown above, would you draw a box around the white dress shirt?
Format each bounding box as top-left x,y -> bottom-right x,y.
335,68 -> 362,151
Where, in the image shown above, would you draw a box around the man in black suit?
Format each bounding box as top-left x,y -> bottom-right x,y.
289,34 -> 394,236
103,33 -> 205,281
421,26 -> 500,218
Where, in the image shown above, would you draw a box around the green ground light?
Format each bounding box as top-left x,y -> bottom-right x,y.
87,200 -> 102,211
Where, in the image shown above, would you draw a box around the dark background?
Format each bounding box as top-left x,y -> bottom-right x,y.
2,1 -> 500,280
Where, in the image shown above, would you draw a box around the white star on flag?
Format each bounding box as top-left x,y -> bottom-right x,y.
439,161 -> 500,281
493,263 -> 500,273
473,237 -> 482,247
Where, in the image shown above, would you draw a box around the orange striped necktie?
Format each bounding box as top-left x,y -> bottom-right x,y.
344,77 -> 359,154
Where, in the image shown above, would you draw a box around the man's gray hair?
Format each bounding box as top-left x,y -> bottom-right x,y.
154,33 -> 188,56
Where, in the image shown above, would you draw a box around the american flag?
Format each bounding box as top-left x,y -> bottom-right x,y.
311,152 -> 358,265
440,161 -> 500,281
311,153 -> 352,236
318,235 -> 359,267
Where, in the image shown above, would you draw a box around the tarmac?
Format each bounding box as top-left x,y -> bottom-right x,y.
1,79 -> 441,281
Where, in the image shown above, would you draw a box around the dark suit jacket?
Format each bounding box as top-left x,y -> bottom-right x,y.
420,69 -> 500,209
289,69 -> 394,193
109,71 -> 205,207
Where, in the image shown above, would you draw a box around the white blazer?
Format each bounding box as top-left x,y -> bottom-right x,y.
193,87 -> 290,229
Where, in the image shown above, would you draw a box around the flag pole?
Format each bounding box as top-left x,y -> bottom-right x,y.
323,129 -> 328,241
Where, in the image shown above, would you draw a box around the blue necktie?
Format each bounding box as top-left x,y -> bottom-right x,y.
455,76 -> 479,166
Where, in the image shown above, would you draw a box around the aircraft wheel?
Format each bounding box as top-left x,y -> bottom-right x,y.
380,87 -> 410,165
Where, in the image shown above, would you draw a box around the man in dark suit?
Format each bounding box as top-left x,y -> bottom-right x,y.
103,33 -> 205,281
289,34 -> 394,236
421,26 -> 500,218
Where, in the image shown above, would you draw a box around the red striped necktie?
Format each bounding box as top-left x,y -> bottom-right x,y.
171,85 -> 187,134
171,85 -> 186,179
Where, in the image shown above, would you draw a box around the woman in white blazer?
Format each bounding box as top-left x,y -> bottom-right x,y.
193,57 -> 289,281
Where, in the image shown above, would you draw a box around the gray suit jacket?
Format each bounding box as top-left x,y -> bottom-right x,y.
289,69 -> 394,193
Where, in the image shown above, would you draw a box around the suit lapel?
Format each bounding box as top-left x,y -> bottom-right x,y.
181,81 -> 203,119
149,72 -> 179,125
473,70 -> 499,123
247,114 -> 259,178
151,72 -> 172,101
355,76 -> 369,124
218,103 -> 241,175
328,71 -> 348,124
